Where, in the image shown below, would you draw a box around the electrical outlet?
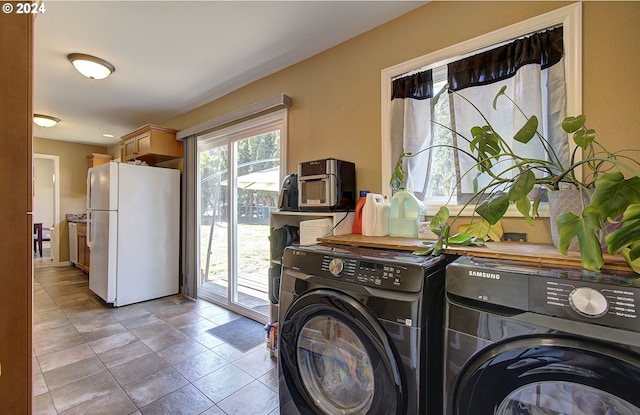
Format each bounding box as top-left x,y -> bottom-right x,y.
503,232 -> 527,242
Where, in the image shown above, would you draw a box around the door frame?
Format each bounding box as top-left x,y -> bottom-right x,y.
33,153 -> 60,265
195,109 -> 287,324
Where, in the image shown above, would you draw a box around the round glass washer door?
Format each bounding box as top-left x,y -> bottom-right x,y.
278,288 -> 402,415
296,315 -> 374,415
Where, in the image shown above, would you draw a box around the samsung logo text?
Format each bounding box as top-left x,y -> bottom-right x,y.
468,270 -> 501,280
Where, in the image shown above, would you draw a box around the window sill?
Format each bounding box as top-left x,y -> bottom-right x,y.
424,202 -> 550,219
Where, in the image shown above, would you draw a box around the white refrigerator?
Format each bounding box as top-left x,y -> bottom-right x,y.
87,161 -> 180,307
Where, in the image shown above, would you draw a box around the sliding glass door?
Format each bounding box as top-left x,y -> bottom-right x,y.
197,113 -> 284,323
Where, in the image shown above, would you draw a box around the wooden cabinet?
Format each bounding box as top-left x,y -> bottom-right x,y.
87,153 -> 113,168
120,124 -> 181,165
76,222 -> 90,273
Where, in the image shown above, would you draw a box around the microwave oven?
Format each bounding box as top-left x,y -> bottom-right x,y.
297,158 -> 356,211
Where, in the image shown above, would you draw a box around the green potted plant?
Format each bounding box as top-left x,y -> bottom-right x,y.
391,85 -> 640,273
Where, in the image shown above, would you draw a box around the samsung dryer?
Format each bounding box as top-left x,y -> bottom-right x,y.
444,256 -> 640,415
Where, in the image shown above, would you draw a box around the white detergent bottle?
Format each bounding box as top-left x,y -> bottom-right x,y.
362,193 -> 390,236
388,189 -> 425,238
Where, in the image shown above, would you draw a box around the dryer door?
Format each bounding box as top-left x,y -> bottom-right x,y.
279,288 -> 404,415
452,337 -> 640,415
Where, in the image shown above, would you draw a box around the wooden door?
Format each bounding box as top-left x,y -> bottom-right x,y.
0,10 -> 33,415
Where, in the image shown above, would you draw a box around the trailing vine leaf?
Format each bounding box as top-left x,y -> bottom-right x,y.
515,197 -> 533,225
449,234 -> 485,247
413,243 -> 435,256
486,220 -> 503,242
458,219 -> 502,242
470,126 -> 501,172
432,224 -> 449,255
620,246 -> 640,274
531,197 -> 541,218
557,207 -> 604,272
508,170 -> 535,201
562,115 -> 586,133
573,129 -> 596,149
629,243 -> 640,263
605,204 -> 640,256
492,85 -> 508,109
389,150 -> 407,191
513,115 -> 538,144
431,206 -> 449,230
591,173 -> 640,220
475,191 -> 510,225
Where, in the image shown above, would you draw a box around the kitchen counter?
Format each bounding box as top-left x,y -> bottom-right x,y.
318,234 -> 635,275
66,213 -> 87,223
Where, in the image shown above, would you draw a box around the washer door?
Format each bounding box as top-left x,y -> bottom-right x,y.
453,338 -> 640,415
279,288 -> 404,415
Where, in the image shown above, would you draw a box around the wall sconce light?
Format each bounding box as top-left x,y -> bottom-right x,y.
33,114 -> 60,128
67,53 -> 116,80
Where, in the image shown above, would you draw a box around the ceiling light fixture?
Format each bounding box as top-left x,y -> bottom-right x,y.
67,53 -> 115,80
33,114 -> 61,128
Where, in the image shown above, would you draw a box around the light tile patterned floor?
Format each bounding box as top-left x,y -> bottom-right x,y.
33,266 -> 279,415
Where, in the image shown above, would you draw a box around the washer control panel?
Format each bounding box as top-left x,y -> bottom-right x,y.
280,245 -> 445,293
320,255 -> 424,291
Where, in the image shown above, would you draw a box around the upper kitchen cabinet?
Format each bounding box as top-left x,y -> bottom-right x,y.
120,124 -> 182,165
87,153 -> 114,168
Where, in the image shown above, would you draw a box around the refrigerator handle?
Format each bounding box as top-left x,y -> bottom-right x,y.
87,210 -> 94,249
86,168 -> 93,210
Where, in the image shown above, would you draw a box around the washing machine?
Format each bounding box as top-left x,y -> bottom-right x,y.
444,256 -> 640,415
278,244 -> 447,415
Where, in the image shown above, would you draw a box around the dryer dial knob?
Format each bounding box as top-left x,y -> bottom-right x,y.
569,287 -> 608,318
329,258 -> 344,276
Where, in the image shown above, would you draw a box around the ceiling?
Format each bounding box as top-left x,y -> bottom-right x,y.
33,1 -> 426,147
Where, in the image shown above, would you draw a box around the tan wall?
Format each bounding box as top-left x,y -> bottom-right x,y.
164,1 -> 640,244
34,137 -> 108,261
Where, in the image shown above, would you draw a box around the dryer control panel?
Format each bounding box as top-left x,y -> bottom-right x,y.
446,256 -> 640,333
530,277 -> 639,332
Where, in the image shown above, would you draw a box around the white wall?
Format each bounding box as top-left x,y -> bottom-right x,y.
33,157 -> 54,227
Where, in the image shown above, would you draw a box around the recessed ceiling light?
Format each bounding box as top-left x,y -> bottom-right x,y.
103,134 -> 114,138
67,53 -> 115,80
33,114 -> 60,128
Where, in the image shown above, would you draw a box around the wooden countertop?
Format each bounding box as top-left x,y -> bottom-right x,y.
318,234 -> 634,275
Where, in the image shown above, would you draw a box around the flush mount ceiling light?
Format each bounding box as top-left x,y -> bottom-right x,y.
33,114 -> 60,128
67,53 -> 115,80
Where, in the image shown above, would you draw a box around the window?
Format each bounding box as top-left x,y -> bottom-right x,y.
381,3 -> 581,216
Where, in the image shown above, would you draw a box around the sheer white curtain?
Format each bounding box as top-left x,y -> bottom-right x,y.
452,60 -> 568,193
390,96 -> 433,193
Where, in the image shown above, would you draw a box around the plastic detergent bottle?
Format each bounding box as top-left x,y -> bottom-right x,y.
362,193 -> 390,236
388,189 -> 425,238
352,190 -> 369,234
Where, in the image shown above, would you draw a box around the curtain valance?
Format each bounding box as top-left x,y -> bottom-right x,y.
448,26 -> 564,91
391,69 -> 434,100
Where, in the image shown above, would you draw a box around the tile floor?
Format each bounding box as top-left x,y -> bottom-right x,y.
33,265 -> 279,415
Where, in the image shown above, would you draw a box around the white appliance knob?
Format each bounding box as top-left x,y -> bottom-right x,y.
329,258 -> 344,276
569,287 -> 608,317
